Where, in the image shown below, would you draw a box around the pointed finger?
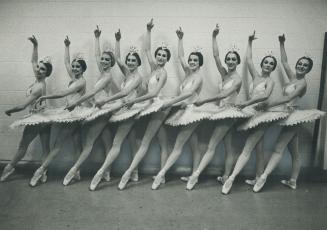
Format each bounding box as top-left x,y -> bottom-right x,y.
96,25 -> 99,30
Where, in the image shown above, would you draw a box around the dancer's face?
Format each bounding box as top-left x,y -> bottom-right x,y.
100,53 -> 112,70
36,62 -> 48,78
188,54 -> 200,71
296,58 -> 310,75
126,55 -> 138,71
71,61 -> 83,76
225,53 -> 238,71
155,50 -> 168,66
261,57 -> 275,74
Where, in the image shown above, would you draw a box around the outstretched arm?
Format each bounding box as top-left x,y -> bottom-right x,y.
246,31 -> 260,81
163,77 -> 202,108
114,29 -> 129,76
145,19 -> 156,71
212,24 -> 227,76
96,76 -> 142,107
279,34 -> 295,80
5,84 -> 43,116
238,79 -> 274,108
176,27 -> 189,74
94,25 -> 103,73
28,35 -> 39,77
126,71 -> 167,105
196,77 -> 241,105
64,36 -> 74,79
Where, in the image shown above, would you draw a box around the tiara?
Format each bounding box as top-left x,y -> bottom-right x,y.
304,52 -> 313,59
264,50 -> 274,57
129,46 -> 139,54
73,52 -> 85,61
229,44 -> 240,53
192,46 -> 202,53
40,56 -> 52,64
160,42 -> 169,50
102,41 -> 114,53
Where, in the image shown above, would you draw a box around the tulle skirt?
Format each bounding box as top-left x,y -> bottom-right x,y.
109,100 -> 151,123
278,109 -> 325,126
84,101 -> 124,122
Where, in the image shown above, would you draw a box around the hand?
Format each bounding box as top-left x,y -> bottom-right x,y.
5,109 -> 12,116
248,30 -> 257,42
94,25 -> 101,38
65,103 -> 76,111
180,102 -> 188,109
235,102 -> 246,109
147,18 -> 154,31
254,101 -> 269,111
176,27 -> 184,39
36,96 -> 46,105
278,34 -> 285,43
64,36 -> 71,47
212,24 -> 220,38
95,100 -> 105,108
28,35 -> 38,46
115,29 -> 121,41
194,100 -> 204,106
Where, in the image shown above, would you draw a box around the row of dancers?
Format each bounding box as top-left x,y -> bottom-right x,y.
1,20 -> 324,194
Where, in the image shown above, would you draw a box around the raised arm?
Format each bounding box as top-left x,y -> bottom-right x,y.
28,35 -> 39,77
176,27 -> 189,73
64,36 -> 74,79
94,25 -> 103,73
114,29 -> 129,76
279,34 -> 295,80
212,24 -> 227,76
5,84 -> 43,116
246,31 -> 260,80
145,19 -> 156,71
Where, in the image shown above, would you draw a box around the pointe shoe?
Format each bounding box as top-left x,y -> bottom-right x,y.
253,176 -> 267,192
186,175 -> 198,190
30,167 -> 45,187
217,176 -> 228,185
131,171 -> 139,182
89,171 -> 103,191
1,164 -> 15,182
102,171 -> 111,182
222,177 -> 234,195
152,175 -> 165,184
118,172 -> 131,190
152,174 -> 165,190
281,179 -> 297,190
41,170 -> 48,183
245,179 -> 257,186
180,176 -> 189,182
63,167 -> 79,186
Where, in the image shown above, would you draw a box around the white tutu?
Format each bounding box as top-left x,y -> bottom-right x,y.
279,109 -> 325,126
165,104 -> 213,126
109,100 -> 150,123
44,107 -> 94,124
238,106 -> 289,131
10,110 -> 51,129
136,97 -> 172,118
84,101 -> 124,122
208,105 -> 252,121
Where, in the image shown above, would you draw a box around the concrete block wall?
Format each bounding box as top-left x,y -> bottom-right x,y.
0,0 -> 326,175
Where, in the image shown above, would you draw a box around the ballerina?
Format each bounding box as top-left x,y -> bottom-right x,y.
116,19 -> 176,190
186,24 -> 248,190
1,36 -> 52,182
221,31 -> 288,194
151,27 -> 205,190
253,34 -> 325,192
88,29 -> 147,191
29,36 -> 89,187
62,25 -> 120,186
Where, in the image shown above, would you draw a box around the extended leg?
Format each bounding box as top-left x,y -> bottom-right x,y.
245,139 -> 265,185
152,123 -> 199,189
90,119 -> 134,190
221,128 -> 237,183
39,125 -> 51,183
100,125 -> 113,181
